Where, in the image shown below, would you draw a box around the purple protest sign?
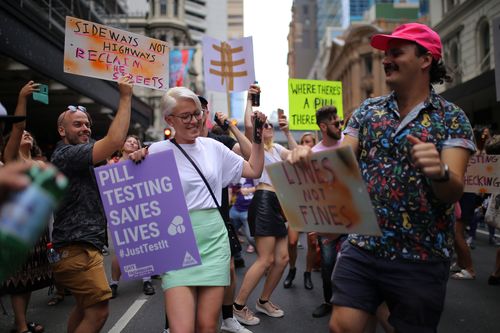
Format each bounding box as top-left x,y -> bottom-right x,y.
94,150 -> 200,280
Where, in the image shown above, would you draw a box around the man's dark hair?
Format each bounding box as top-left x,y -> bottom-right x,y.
316,106 -> 338,126
415,43 -> 452,85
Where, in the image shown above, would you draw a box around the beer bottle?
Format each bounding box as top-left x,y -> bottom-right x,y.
251,81 -> 260,107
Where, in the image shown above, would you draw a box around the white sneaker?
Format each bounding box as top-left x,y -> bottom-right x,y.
233,305 -> 260,325
255,300 -> 284,318
221,317 -> 253,333
162,329 -> 169,333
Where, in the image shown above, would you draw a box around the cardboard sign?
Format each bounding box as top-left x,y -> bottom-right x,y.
266,146 -> 381,235
94,150 -> 201,280
464,154 -> 500,194
64,16 -> 169,90
203,36 -> 255,92
288,79 -> 343,131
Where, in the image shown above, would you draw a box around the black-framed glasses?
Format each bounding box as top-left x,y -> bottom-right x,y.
264,123 -> 273,129
170,111 -> 203,124
58,105 -> 90,126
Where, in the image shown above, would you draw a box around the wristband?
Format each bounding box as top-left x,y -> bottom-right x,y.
432,163 -> 450,182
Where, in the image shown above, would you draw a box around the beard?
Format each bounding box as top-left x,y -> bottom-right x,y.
326,126 -> 341,141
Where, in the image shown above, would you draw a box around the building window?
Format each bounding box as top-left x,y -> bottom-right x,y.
174,0 -> 179,16
478,18 -> 490,72
160,0 -> 167,15
449,42 -> 459,69
361,54 -> 372,76
302,29 -> 311,48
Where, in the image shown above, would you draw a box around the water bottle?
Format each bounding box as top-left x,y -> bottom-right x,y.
0,165 -> 68,281
46,242 -> 60,264
251,81 -> 260,107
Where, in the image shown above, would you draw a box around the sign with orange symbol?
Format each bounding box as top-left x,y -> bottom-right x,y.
202,36 -> 255,92
266,146 -> 381,235
64,16 -> 169,90
464,154 -> 500,194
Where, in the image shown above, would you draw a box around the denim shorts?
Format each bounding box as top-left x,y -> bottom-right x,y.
332,242 -> 449,333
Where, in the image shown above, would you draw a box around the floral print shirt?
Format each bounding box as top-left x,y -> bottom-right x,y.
344,89 -> 476,261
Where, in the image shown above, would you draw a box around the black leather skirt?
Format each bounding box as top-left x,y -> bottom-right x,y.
248,190 -> 287,238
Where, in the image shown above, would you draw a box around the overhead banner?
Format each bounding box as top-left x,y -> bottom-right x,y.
464,154 -> 500,194
64,16 -> 169,90
288,79 -> 343,131
94,150 -> 201,280
203,36 -> 255,92
170,48 -> 194,87
266,146 -> 381,235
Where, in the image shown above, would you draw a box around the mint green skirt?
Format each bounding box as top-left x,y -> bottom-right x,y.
161,209 -> 230,290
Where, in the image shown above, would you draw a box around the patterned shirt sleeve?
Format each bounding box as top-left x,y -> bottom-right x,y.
442,105 -> 476,153
343,100 -> 368,138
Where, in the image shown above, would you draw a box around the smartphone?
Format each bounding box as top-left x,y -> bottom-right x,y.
277,108 -> 284,119
213,113 -> 229,130
33,84 -> 49,105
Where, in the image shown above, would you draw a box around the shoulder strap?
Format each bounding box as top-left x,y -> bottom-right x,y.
170,138 -> 224,217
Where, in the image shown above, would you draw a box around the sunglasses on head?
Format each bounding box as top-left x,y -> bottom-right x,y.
58,105 -> 90,126
264,123 -> 273,129
68,105 -> 87,113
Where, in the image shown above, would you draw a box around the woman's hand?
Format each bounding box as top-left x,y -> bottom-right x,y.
128,147 -> 148,164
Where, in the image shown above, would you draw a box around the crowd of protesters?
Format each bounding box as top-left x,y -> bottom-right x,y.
1,22 -> 500,333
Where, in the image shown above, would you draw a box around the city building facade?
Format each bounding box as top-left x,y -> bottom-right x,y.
430,0 -> 500,129
122,0 -> 244,138
287,0 -> 318,79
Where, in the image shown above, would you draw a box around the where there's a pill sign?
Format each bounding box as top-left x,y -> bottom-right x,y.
288,79 -> 343,131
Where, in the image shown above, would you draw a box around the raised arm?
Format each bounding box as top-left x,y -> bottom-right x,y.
241,111 -> 266,178
3,81 -> 39,163
274,115 -> 296,161
215,111 -> 252,160
92,76 -> 133,165
244,84 -> 260,141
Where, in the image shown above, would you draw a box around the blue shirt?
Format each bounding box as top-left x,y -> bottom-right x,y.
344,89 -> 476,261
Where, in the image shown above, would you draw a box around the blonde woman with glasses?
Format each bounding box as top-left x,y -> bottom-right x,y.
130,86 -> 266,333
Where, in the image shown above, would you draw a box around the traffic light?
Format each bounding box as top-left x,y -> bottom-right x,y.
164,127 -> 172,140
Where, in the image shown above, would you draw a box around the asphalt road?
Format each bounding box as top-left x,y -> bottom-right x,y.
1,230 -> 500,333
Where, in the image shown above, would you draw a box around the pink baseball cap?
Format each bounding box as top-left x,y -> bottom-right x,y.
370,23 -> 442,60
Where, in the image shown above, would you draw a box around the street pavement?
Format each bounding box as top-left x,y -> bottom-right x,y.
1,229 -> 500,332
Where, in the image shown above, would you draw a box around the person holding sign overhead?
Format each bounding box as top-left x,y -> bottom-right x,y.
289,23 -> 476,333
129,87 -> 265,333
50,75 -> 133,333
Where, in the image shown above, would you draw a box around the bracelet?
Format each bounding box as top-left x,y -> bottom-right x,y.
432,163 -> 450,183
